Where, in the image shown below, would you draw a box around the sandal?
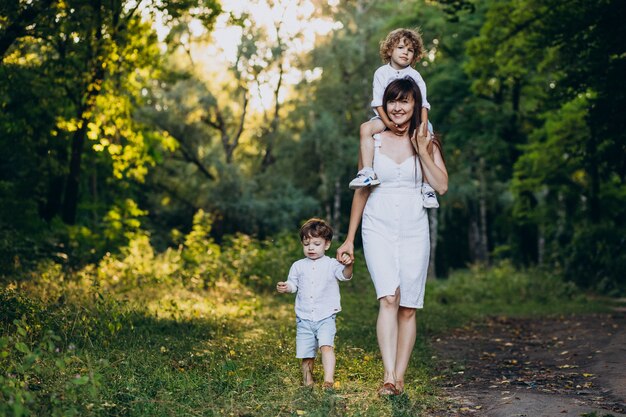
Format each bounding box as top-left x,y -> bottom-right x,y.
378,382 -> 399,396
322,381 -> 335,391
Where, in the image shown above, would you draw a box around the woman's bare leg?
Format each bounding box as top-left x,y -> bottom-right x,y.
377,288 -> 401,384
394,306 -> 417,391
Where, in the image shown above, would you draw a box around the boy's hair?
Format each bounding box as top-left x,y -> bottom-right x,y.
300,218 -> 333,242
379,28 -> 424,65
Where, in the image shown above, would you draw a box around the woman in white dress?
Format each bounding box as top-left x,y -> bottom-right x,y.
336,77 -> 448,395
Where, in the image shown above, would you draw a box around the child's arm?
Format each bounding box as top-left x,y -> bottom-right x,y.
337,254 -> 353,280
277,263 -> 299,293
342,263 -> 354,279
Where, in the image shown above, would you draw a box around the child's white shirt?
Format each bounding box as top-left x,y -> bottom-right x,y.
371,63 -> 430,114
284,255 -> 352,322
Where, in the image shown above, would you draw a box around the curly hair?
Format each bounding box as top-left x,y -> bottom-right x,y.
379,28 -> 424,65
299,218 -> 334,242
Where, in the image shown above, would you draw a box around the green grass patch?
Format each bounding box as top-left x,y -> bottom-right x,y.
1,256 -> 608,416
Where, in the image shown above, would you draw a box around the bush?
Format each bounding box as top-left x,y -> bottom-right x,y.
429,261 -> 582,307
563,223 -> 626,295
0,287 -> 133,417
221,231 -> 301,291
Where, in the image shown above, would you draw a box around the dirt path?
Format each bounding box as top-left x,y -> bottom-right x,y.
429,312 -> 626,417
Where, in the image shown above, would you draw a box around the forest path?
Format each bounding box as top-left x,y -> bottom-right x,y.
429,311 -> 626,417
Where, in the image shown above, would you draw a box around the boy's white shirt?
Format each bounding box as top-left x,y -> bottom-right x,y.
371,63 -> 431,113
284,255 -> 352,322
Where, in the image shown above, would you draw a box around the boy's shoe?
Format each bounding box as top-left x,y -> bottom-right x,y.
422,183 -> 439,208
349,168 -> 380,190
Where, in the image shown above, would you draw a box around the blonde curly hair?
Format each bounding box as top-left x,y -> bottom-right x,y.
379,28 -> 424,66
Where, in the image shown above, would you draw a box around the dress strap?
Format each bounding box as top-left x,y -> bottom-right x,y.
373,133 -> 382,148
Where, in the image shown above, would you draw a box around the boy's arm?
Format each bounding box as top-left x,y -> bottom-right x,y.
278,263 -> 299,293
334,257 -> 353,281
342,263 -> 354,279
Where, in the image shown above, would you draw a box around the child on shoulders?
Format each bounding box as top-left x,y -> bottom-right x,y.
349,28 -> 439,208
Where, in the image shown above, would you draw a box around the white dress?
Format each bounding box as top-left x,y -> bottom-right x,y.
362,133 -> 430,308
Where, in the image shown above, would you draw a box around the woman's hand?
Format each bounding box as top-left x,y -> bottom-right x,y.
340,252 -> 353,265
410,122 -> 431,155
336,241 -> 355,264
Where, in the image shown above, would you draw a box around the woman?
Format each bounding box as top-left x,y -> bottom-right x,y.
336,77 -> 448,395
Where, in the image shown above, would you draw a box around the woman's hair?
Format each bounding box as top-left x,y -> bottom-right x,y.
379,28 -> 424,65
382,77 -> 445,163
300,218 -> 333,242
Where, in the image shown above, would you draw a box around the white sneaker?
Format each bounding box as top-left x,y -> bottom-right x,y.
349,168 -> 380,190
422,183 -> 439,208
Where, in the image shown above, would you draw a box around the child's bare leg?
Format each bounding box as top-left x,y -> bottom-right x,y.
359,119 -> 386,170
349,119 -> 386,189
320,345 -> 335,385
301,358 -> 314,386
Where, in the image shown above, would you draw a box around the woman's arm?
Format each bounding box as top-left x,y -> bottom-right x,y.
336,187 -> 370,262
413,129 -> 448,194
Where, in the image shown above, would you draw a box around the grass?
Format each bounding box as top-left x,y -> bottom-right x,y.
1,261 -> 609,416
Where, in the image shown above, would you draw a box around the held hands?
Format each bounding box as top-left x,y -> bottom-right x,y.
276,282 -> 289,293
336,241 -> 355,265
340,252 -> 353,265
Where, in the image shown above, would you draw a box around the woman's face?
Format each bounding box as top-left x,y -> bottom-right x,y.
386,94 -> 415,127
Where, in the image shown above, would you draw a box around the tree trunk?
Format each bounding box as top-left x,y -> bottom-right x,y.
61,118 -> 88,224
61,0 -> 104,224
39,142 -> 68,221
333,179 -> 341,234
479,189 -> 489,263
469,213 -> 480,262
538,226 -> 545,266
478,158 -> 489,263
40,175 -> 65,221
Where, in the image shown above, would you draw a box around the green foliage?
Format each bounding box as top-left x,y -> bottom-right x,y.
0,252 -> 605,416
420,261 -> 602,334
0,286 -> 134,417
429,261 -> 581,308
2,0 -> 625,299
563,224 -> 626,295
221,231 -> 301,290
180,209 -> 222,287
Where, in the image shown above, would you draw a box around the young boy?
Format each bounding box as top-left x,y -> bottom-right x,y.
276,218 -> 353,389
348,28 -> 439,208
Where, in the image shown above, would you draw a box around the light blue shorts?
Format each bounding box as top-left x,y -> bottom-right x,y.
295,314 -> 337,358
